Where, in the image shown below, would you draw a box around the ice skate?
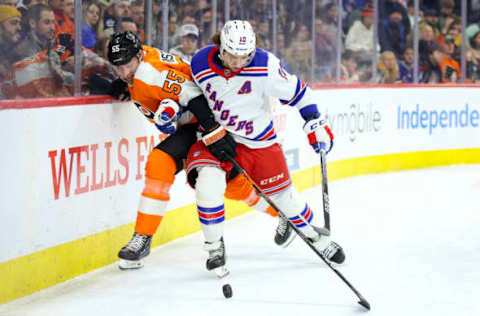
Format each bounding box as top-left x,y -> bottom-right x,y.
204,237 -> 229,278
274,216 -> 296,247
310,232 -> 345,264
118,232 -> 152,270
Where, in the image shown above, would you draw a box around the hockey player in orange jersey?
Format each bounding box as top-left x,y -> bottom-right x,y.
107,31 -> 287,270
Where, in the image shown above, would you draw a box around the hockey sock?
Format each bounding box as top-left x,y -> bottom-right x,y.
135,149 -> 176,236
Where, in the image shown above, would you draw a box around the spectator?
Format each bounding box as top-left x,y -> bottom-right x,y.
313,16 -> 336,80
14,3 -> 56,60
13,3 -> 73,97
16,0 -> 47,37
197,6 -> 213,46
181,14 -> 195,25
153,13 -> 177,49
64,0 -> 73,21
469,28 -> 480,65
398,46 -> 415,83
119,17 -> 139,38
420,20 -> 436,42
445,33 -> 461,61
0,5 -> 22,99
378,2 -> 409,58
439,39 -> 461,82
103,0 -> 130,32
0,5 -> 22,67
130,0 -> 144,41
340,50 -> 360,83
420,43 -> 442,83
257,20 -> 271,51
248,19 -> 257,32
345,4 -> 379,58
438,0 -> 456,32
322,2 -> 339,39
417,22 -> 437,68
406,0 -> 417,29
467,0 -> 480,22
276,32 -> 286,59
342,0 -> 370,34
48,0 -> 74,39
0,0 -> 17,6
439,14 -> 458,43
94,33 -> 111,60
175,0 -> 196,23
169,23 -> 199,62
82,1 -> 103,49
380,0 -> 411,35
150,0 -> 161,38
466,47 -> 480,83
285,39 -> 313,82
437,19 -> 462,60
423,8 -> 440,33
377,50 -> 400,83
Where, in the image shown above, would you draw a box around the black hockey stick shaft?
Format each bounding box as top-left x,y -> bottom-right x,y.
227,157 -> 370,310
320,148 -> 331,232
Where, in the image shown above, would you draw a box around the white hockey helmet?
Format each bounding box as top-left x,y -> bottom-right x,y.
220,20 -> 256,61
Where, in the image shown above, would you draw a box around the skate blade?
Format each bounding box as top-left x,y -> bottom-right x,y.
213,266 -> 230,278
118,258 -> 144,270
280,233 -> 297,248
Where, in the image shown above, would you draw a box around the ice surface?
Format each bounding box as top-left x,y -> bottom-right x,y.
1,165 -> 479,316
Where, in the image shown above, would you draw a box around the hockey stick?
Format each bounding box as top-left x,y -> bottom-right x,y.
227,157 -> 371,310
319,146 -> 331,233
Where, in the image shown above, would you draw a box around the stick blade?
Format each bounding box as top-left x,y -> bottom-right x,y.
358,299 -> 371,311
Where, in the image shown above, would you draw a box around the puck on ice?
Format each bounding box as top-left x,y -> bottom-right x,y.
222,284 -> 233,298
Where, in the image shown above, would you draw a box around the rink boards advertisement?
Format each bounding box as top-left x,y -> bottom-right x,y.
1,87 -> 479,304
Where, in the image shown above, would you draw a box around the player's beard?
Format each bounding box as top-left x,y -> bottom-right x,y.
124,72 -> 135,85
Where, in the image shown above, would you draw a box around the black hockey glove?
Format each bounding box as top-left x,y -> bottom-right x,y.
109,78 -> 130,101
202,124 -> 237,162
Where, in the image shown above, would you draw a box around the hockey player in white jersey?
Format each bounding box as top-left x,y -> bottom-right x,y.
185,20 -> 346,274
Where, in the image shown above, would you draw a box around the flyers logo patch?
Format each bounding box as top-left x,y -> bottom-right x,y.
134,102 -> 155,120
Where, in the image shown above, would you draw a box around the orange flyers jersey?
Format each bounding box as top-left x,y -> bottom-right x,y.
129,45 -> 202,125
439,57 -> 461,83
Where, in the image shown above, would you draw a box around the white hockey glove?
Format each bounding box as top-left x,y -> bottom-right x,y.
303,115 -> 334,154
154,98 -> 181,134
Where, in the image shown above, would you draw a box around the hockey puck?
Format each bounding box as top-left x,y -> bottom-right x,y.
222,283 -> 233,298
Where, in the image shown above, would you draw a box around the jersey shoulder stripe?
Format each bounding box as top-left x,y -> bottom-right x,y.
279,78 -> 307,106
235,49 -> 268,77
197,73 -> 219,83
249,48 -> 269,67
191,45 -> 216,76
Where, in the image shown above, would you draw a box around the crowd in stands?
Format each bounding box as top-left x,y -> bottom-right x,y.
0,0 -> 479,100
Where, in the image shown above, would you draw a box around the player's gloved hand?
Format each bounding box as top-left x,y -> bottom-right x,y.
303,114 -> 334,154
109,78 -> 130,101
154,98 -> 181,134
202,124 -> 237,162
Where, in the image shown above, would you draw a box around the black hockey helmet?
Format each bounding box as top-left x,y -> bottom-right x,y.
108,31 -> 142,66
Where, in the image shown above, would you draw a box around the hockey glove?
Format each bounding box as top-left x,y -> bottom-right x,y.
154,98 -> 181,134
109,78 -> 130,101
202,124 -> 237,162
303,115 -> 334,154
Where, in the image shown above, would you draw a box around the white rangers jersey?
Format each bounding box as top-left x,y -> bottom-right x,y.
190,45 -> 320,149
